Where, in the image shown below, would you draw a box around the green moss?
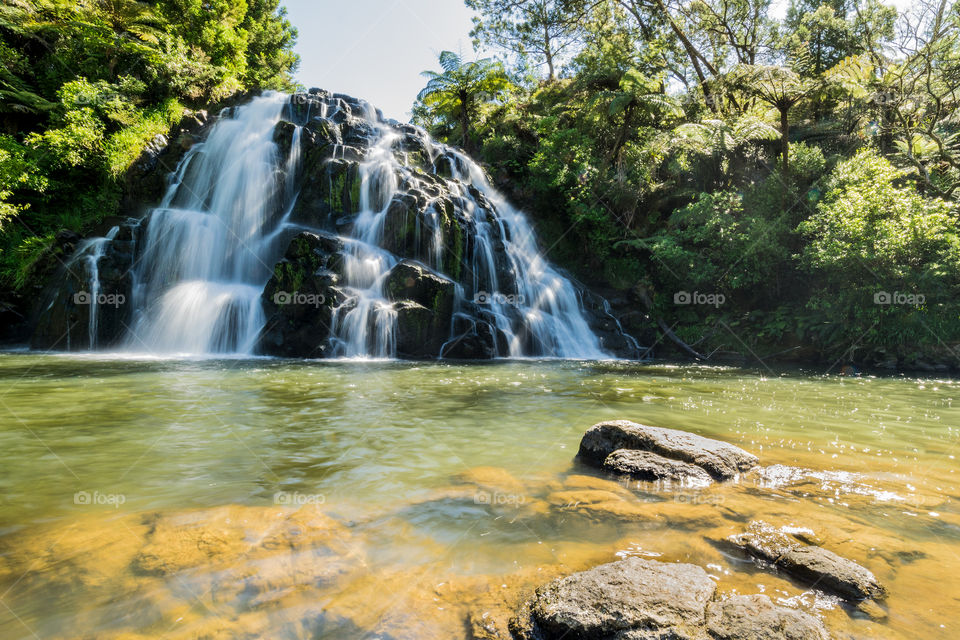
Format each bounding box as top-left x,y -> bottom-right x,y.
349,166 -> 361,211
273,260 -> 305,294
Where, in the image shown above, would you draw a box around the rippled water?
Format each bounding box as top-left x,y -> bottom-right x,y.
0,353 -> 957,639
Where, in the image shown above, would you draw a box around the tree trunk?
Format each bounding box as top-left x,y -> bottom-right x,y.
544,24 -> 555,81
460,95 -> 472,153
650,0 -> 720,112
780,106 -> 790,175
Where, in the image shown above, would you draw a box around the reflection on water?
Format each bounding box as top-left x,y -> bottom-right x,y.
0,354 -> 957,639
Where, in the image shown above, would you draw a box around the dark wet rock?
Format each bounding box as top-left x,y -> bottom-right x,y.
514,557 -> 835,640
523,557 -> 717,640
291,157 -> 361,229
725,521 -> 886,601
578,420 -> 758,481
394,300 -> 450,359
383,259 -> 455,319
31,221 -> 136,351
603,448 -> 714,484
442,315 -> 502,359
380,191 -> 468,279
384,260 -> 456,359
579,288 -> 646,359
257,231 -> 345,357
705,594 -> 830,640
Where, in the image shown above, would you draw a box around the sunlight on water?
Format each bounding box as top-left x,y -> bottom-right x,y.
0,354 -> 957,639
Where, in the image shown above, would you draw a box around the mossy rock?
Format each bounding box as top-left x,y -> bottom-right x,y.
256,231 -> 346,358
383,259 -> 455,319
393,300 -> 450,359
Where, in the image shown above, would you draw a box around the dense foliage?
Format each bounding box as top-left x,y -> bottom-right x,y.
415,0 -> 960,367
0,0 -> 298,302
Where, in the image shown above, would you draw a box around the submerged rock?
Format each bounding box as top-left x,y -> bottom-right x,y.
725,521 -> 886,601
578,420 -> 758,481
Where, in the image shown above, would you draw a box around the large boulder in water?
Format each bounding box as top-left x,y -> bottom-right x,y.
441,314 -> 506,359
257,231 -> 346,358
725,521 -> 886,601
514,557 -> 830,640
525,557 -> 717,639
393,300 -> 450,359
578,420 -> 758,481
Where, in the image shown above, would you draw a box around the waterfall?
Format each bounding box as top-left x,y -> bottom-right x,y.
50,91 -> 620,359
125,93 -> 290,354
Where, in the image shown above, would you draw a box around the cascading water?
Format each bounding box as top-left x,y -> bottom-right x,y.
126,93 -> 292,354
37,91 -> 633,359
327,133 -> 401,358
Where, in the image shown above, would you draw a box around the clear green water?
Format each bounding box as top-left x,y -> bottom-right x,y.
0,353 -> 958,639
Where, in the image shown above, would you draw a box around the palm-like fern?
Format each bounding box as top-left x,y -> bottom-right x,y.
416,50 -> 510,151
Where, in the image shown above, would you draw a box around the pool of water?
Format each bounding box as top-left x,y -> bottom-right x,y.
0,353 -> 957,639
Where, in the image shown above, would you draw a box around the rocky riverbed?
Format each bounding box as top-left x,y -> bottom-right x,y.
1,416 -> 955,639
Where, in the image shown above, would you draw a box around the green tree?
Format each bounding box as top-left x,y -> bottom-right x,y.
728,64 -> 819,173
0,0 -> 299,297
416,50 -> 512,151
467,0 -> 589,81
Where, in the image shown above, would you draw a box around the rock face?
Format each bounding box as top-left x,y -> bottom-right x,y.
384,260 -> 457,358
725,521 -> 886,601
516,557 -> 829,640
31,219 -> 138,350
578,420 -> 758,482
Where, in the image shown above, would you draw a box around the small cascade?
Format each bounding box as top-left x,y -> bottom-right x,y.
456,156 -> 605,358
64,230 -> 116,349
328,132 -> 401,357
34,90 -> 637,359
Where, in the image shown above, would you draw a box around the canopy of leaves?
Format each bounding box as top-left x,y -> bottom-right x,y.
0,0 -> 299,296
412,0 -> 960,364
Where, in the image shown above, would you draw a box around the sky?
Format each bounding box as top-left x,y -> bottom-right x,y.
281,0 -> 917,123
281,0 -> 477,121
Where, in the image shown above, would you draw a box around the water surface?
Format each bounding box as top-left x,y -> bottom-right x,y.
0,354 -> 957,638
